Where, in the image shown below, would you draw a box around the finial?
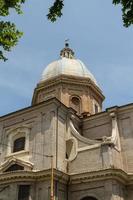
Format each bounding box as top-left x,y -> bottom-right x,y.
60,40 -> 75,59
65,39 -> 69,48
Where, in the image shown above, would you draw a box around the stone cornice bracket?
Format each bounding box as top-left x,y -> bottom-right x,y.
102,107 -> 121,151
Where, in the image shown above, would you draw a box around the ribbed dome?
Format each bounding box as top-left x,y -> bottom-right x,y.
40,57 -> 98,86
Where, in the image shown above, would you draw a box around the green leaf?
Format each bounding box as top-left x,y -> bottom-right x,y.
47,0 -> 64,22
0,0 -> 25,61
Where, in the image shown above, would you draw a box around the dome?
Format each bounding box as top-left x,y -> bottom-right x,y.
41,57 -> 98,86
40,43 -> 98,86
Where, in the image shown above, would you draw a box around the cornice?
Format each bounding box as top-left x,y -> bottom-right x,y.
0,98 -> 66,122
1,168 -> 133,186
0,169 -> 69,185
69,168 -> 133,185
32,75 -> 104,105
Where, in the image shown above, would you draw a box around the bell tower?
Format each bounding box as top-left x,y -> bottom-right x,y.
32,44 -> 105,116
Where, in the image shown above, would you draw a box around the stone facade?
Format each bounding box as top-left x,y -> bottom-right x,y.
0,45 -> 133,200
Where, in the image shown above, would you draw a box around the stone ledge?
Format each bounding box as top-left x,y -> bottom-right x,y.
1,168 -> 133,186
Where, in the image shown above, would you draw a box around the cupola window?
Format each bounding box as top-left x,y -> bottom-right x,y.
13,137 -> 25,153
93,99 -> 100,114
70,96 -> 81,114
94,104 -> 99,114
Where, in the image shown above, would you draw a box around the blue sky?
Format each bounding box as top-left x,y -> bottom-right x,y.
0,0 -> 133,116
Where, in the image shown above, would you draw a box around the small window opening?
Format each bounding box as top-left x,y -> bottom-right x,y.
71,97 -> 80,105
70,96 -> 81,114
13,137 -> 25,153
66,139 -> 73,160
18,185 -> 30,200
94,104 -> 98,114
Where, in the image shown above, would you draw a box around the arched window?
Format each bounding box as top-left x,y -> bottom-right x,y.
5,164 -> 24,172
13,137 -> 25,153
94,104 -> 99,114
93,99 -> 100,114
70,96 -> 81,114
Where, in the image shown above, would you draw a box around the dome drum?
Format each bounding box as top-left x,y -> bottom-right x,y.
32,44 -> 105,116
32,74 -> 104,116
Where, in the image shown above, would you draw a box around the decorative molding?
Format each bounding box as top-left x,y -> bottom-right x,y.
78,144 -> 101,152
5,126 -> 31,157
101,110 -> 121,151
69,168 -> 133,185
0,169 -> 68,185
5,150 -> 29,159
0,168 -> 133,186
0,156 -> 33,172
32,74 -> 104,105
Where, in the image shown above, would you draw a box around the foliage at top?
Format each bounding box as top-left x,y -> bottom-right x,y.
113,0 -> 133,27
0,0 -> 25,61
47,0 -> 133,27
0,0 -> 133,61
0,0 -> 25,16
47,0 -> 64,22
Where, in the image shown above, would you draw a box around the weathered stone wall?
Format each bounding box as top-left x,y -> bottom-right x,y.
0,100 -> 65,172
82,113 -> 111,140
117,105 -> 133,173
69,180 -> 126,200
68,147 -> 103,174
1,99 -> 133,200
0,182 -> 36,200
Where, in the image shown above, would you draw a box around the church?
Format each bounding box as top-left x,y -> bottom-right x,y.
0,43 -> 133,200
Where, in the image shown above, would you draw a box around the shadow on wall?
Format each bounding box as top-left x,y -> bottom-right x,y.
81,197 -> 98,200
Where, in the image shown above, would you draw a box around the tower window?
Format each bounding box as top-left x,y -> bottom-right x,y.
71,97 -> 80,105
70,96 -> 81,114
13,137 -> 25,153
18,185 -> 30,200
94,104 -> 98,114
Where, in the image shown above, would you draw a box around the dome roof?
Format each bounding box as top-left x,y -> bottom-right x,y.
40,43 -> 98,86
40,57 -> 98,86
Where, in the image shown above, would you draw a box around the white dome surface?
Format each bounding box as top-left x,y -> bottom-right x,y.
41,57 -> 98,85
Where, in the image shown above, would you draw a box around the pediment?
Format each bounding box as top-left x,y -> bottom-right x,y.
0,156 -> 33,172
